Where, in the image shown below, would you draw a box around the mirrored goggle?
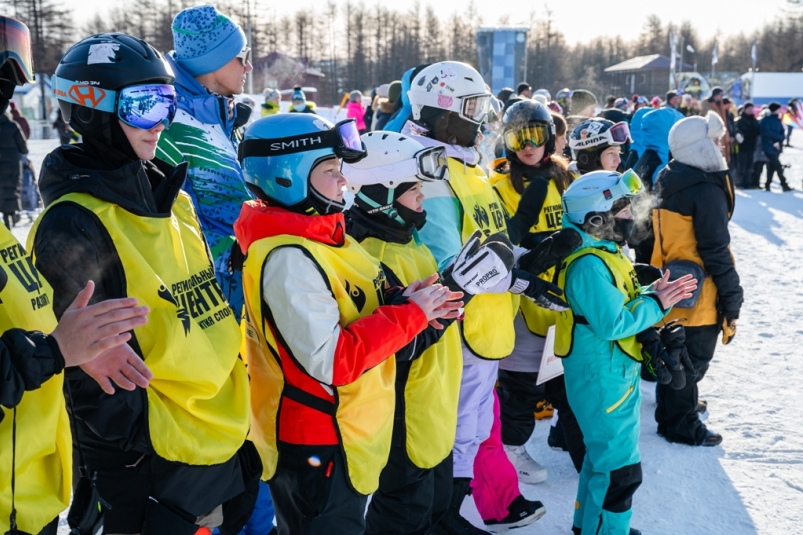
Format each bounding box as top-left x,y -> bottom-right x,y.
0,16 -> 35,85
504,123 -> 550,152
333,119 -> 367,163
619,168 -> 643,195
117,84 -> 177,130
462,94 -> 491,123
564,170 -> 644,215
416,146 -> 449,181
608,121 -> 632,144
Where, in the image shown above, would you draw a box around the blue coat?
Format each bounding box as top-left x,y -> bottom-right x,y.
628,107 -> 652,159
384,67 -> 416,132
760,113 -> 785,156
636,107 -> 684,185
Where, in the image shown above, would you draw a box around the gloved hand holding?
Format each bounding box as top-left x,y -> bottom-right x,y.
636,328 -> 685,388
508,269 -> 568,312
441,230 -> 515,296
518,227 -> 582,277
659,323 -> 697,385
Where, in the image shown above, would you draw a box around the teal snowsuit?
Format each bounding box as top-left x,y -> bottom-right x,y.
559,219 -> 668,534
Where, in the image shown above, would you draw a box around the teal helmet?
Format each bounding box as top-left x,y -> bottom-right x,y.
238,114 -> 366,212
562,169 -> 643,226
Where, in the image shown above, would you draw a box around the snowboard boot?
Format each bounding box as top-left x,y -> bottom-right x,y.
701,429 -> 723,447
504,444 -> 547,484
431,478 -> 489,534
548,422 -> 568,451
484,495 -> 545,532
534,399 -> 554,420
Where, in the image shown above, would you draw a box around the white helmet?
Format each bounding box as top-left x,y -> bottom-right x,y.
534,88 -> 551,101
562,169 -> 643,225
408,61 -> 491,124
263,87 -> 280,100
342,131 -> 449,194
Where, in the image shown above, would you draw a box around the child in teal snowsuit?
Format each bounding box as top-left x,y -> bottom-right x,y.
556,170 -> 697,535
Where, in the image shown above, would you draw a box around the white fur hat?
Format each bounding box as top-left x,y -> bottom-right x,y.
668,111 -> 728,172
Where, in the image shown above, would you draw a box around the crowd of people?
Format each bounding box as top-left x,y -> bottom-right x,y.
1,5 -> 744,535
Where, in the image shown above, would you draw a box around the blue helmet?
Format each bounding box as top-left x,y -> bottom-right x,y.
239,114 -> 366,209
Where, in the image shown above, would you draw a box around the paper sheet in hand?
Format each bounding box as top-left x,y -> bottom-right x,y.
536,325 -> 564,385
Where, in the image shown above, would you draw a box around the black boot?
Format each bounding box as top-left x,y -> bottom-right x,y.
484,495 -> 545,532
431,478 -> 489,534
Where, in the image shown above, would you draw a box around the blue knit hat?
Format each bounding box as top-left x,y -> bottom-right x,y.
172,5 -> 246,77
292,86 -> 306,102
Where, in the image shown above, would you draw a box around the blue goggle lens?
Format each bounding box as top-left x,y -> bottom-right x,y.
117,84 -> 177,130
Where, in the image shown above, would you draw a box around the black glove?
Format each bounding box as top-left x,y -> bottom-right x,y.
634,263 -> 663,287
509,268 -> 569,311
636,328 -> 674,386
507,177 -> 549,245
518,227 -> 582,277
660,323 -> 697,384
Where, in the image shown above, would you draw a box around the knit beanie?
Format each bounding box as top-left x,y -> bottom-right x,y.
668,111 -> 727,172
388,80 -> 402,102
172,5 -> 246,77
570,89 -> 598,115
768,101 -> 782,113
292,86 -> 306,102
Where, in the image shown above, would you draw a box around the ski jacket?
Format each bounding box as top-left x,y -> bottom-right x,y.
735,113 -> 760,154
628,107 -> 651,160
418,153 -> 516,361
760,114 -> 785,156
0,114 -> 26,214
261,101 -> 280,117
31,145 -> 248,514
634,107 -> 684,187
385,67 -> 416,132
235,200 -> 428,495
554,221 -> 665,369
156,54 -> 252,320
651,160 -> 742,326
346,101 -> 367,131
0,225 -> 71,535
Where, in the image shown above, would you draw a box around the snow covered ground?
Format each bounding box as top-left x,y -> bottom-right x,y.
16,133 -> 803,534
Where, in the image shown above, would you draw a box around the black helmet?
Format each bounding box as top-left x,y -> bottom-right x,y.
502,100 -> 556,157
54,33 -> 174,142
569,118 -> 630,173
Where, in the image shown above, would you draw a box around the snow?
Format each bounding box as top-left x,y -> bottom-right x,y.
15,132 -> 803,534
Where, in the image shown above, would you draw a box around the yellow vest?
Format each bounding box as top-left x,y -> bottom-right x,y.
242,234 -> 396,495
359,236 -> 461,469
0,226 -> 70,534
493,174 -> 563,337
30,192 -> 249,465
554,247 -> 643,362
446,158 -> 516,359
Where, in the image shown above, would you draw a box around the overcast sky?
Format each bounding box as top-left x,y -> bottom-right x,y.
60,0 -> 792,45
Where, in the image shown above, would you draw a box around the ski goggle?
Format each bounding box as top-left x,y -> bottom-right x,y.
504,123 -> 552,152
342,145 -> 449,189
565,169 -> 644,215
53,76 -> 177,130
412,91 -> 492,124
571,121 -> 631,150
238,118 -> 367,164
0,16 -> 35,85
236,46 -> 250,65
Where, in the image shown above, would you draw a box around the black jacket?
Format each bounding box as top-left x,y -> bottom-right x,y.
735,113 -> 760,154
0,113 -> 27,213
655,161 -> 743,318
32,144 -> 245,517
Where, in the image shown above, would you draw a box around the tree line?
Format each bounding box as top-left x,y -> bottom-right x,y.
4,0 -> 803,105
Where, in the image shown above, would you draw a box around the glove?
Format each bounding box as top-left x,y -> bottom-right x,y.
718,307 -> 739,345
633,263 -> 663,287
509,268 -> 569,311
507,178 -> 549,245
636,328 -> 675,387
441,230 -> 515,295
518,227 -> 582,277
660,323 -> 697,385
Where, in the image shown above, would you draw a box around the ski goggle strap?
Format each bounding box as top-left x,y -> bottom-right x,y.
239,119 -> 367,163
0,16 -> 34,85
342,146 -> 449,187
504,123 -> 551,152
53,76 -> 177,130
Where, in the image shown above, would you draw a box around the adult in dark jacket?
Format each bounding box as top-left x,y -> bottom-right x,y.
759,102 -> 792,191
9,101 -> 29,139
0,110 -> 26,228
651,111 -> 742,447
735,102 -> 760,188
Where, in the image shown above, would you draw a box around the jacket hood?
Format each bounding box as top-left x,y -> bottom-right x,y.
234,200 -> 347,253
629,107 -> 651,156
656,160 -> 733,212
166,53 -> 238,135
384,67 -> 415,132
39,145 -> 188,216
560,218 -> 619,254
641,108 -> 684,161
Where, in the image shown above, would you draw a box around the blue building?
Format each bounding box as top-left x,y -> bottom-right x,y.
476,27 -> 529,96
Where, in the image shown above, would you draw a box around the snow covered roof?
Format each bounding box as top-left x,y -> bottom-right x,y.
605,54 -> 691,73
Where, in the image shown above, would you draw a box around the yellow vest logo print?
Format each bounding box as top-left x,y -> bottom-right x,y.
0,242 -> 49,311
344,280 -> 367,312
157,267 -> 231,335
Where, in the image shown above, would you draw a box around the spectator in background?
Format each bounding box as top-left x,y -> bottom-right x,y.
347,90 -> 367,133
665,91 -> 681,111
375,80 -> 401,131
262,87 -> 281,117
8,101 -> 29,139
679,94 -> 695,116
786,98 -> 798,147
566,89 -> 598,137
0,109 -> 25,228
753,106 -> 770,189
517,82 -> 532,98
760,101 -> 793,192
370,84 -> 393,131
52,108 -> 73,145
701,87 -> 731,164
605,95 -> 617,109
735,102 -> 760,189
497,87 -> 514,105
290,86 -> 316,114
651,96 -> 661,109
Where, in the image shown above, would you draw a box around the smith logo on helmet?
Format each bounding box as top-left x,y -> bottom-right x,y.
269,136 -> 323,151
156,267 -> 231,335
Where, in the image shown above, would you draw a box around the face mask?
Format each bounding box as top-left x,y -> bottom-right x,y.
394,202 -> 427,230
613,217 -> 635,245
293,102 -> 306,112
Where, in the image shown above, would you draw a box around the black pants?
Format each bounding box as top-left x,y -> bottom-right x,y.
497,370 -> 586,472
35,517 -> 58,535
270,443 -> 367,535
655,324 -> 720,445
765,153 -> 790,188
365,360 -> 453,535
736,151 -> 754,188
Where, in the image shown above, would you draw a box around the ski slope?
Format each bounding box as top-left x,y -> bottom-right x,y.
16,134 -> 803,535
